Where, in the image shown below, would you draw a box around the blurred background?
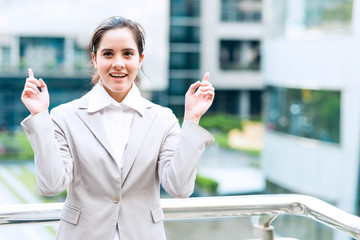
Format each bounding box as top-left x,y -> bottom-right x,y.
0,0 -> 359,239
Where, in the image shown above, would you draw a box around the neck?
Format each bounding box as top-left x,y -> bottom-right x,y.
102,83 -> 133,103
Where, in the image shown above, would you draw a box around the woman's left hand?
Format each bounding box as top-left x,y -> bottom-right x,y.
184,72 -> 215,124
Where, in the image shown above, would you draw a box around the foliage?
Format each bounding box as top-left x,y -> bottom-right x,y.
198,113 -> 262,157
323,1 -> 353,23
5,163 -> 66,203
0,131 -> 34,160
195,175 -> 219,195
199,113 -> 243,132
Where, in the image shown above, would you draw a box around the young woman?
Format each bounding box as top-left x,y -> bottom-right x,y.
21,16 -> 215,240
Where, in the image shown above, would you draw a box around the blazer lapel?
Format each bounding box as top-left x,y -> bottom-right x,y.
75,95 -> 118,162
121,100 -> 156,185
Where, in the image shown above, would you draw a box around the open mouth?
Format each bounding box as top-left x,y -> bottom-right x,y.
110,73 -> 127,79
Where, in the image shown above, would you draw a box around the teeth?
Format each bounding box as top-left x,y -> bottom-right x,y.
110,73 -> 126,77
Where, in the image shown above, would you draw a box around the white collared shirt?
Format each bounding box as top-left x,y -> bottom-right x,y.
88,81 -> 144,240
87,81 -> 143,170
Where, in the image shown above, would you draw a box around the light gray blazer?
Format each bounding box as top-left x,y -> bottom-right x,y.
21,88 -> 214,240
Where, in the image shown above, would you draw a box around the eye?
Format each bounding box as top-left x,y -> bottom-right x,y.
103,51 -> 113,57
124,51 -> 134,57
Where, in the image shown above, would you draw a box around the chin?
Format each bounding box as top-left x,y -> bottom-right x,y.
109,84 -> 131,93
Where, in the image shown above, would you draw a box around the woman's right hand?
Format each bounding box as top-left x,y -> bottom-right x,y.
21,68 -> 49,116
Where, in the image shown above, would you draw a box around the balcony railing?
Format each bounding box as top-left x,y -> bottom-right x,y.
1,194 -> 360,239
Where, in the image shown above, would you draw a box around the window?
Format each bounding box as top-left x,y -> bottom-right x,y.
221,0 -> 262,22
169,78 -> 193,95
266,86 -> 341,143
170,26 -> 200,43
170,0 -> 200,17
211,90 -> 240,114
74,44 -> 89,70
170,52 -> 200,69
220,40 -> 260,70
0,47 -> 11,71
305,0 -> 353,29
270,0 -> 353,36
19,37 -> 65,71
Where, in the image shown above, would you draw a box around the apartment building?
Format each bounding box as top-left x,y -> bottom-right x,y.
261,0 -> 359,239
168,0 -> 264,118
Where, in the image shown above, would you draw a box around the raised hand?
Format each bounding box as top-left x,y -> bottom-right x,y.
184,72 -> 215,124
21,68 -> 49,116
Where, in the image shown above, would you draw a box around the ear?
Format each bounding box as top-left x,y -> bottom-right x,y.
138,54 -> 144,69
91,52 -> 97,69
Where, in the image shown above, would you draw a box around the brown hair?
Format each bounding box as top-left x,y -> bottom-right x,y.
88,16 -> 145,85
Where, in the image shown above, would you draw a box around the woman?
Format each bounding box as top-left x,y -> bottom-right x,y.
21,16 -> 215,240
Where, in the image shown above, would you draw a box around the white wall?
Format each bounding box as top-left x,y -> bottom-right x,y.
262,10 -> 360,214
201,0 -> 264,89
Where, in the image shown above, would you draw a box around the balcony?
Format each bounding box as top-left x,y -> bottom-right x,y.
1,194 -> 359,239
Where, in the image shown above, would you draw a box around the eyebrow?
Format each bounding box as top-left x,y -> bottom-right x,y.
121,48 -> 136,52
100,48 -> 114,52
100,48 -> 136,52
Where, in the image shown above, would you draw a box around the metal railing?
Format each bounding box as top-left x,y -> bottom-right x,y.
1,194 -> 360,239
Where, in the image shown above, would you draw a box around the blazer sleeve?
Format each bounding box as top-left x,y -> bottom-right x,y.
158,114 -> 215,198
21,110 -> 73,196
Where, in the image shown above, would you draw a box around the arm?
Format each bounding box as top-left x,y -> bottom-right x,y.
21,111 -> 73,196
21,69 -> 72,196
159,72 -> 215,198
158,116 -> 214,198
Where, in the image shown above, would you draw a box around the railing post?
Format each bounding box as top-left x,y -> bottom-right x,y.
253,215 -> 277,240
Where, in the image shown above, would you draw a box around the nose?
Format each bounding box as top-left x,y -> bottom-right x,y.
112,56 -> 125,69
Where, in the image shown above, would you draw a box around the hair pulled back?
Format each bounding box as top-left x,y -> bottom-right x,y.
88,16 -> 145,85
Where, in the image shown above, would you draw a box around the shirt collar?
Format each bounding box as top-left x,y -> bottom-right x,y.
87,80 -> 144,116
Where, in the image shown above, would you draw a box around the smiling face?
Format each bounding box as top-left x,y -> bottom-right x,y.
91,27 -> 144,102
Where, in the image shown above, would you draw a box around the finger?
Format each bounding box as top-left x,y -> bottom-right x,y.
39,78 -> 48,92
200,81 -> 212,87
26,77 -> 41,87
199,86 -> 215,92
202,72 -> 210,82
25,82 -> 41,94
201,90 -> 215,100
28,68 -> 34,79
186,81 -> 201,95
22,87 -> 38,97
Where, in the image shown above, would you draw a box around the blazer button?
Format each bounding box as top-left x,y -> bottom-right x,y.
112,195 -> 120,204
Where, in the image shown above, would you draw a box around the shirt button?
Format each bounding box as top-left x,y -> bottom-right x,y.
112,195 -> 120,204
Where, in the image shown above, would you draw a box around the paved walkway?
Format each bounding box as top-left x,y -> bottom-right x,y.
198,145 -> 265,195
0,167 -> 41,203
0,163 -> 57,240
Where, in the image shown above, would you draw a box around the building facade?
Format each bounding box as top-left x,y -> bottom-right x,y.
261,0 -> 360,239
201,0 -> 263,118
168,0 -> 264,118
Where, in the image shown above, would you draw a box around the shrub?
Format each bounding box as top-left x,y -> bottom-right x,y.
199,113 -> 242,132
195,175 -> 219,195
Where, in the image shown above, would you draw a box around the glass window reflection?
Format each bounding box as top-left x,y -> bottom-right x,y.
220,40 -> 260,70
221,0 -> 262,22
266,86 -> 341,143
269,0 -> 353,36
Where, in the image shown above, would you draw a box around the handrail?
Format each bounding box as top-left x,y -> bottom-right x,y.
1,194 -> 360,239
